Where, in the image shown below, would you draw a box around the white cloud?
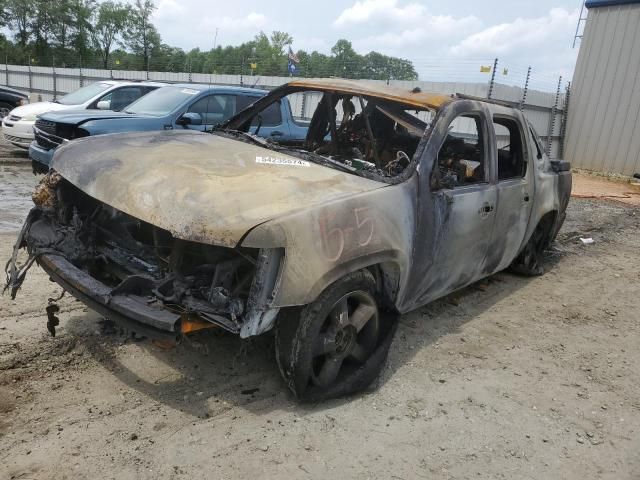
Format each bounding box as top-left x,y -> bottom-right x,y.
334,0 -> 428,27
153,0 -> 185,18
151,3 -> 269,50
445,7 -> 580,81
450,8 -> 579,57
333,0 -> 481,54
199,12 -> 267,33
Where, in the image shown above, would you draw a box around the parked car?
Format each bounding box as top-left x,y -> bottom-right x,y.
29,83 -> 305,170
0,85 -> 29,120
5,79 -> 571,402
1,80 -> 165,149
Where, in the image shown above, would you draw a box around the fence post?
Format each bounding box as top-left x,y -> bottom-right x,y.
79,56 -> 84,87
52,57 -> 57,100
558,82 -> 571,159
4,54 -> 8,86
487,58 -> 498,99
301,92 -> 308,119
519,66 -> 531,110
546,76 -> 563,158
28,57 -> 33,93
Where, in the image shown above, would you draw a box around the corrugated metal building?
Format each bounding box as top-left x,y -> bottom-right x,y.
565,0 -> 640,175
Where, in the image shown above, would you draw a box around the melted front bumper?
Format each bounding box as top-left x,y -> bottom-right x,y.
38,253 -> 182,340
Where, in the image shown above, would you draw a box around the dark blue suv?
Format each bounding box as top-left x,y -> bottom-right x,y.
30,84 -> 300,169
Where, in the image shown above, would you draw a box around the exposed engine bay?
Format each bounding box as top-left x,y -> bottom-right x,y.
5,172 -> 282,338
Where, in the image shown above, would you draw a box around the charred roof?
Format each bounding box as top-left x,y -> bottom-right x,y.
286,78 -> 453,111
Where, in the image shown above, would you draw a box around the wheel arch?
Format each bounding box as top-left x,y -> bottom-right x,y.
529,209 -> 559,250
302,250 -> 405,310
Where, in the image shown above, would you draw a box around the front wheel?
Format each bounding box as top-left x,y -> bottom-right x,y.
0,101 -> 13,119
275,270 -> 395,402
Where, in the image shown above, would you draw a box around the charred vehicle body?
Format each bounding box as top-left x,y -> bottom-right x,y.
5,79 -> 571,401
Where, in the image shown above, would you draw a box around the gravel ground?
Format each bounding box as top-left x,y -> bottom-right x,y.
0,139 -> 639,480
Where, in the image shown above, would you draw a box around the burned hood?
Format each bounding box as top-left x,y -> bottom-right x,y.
51,130 -> 386,247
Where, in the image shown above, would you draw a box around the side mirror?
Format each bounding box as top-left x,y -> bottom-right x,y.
96,100 -> 111,110
177,112 -> 202,126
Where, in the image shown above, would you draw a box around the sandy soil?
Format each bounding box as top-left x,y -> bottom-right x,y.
0,147 -> 639,479
572,173 -> 640,207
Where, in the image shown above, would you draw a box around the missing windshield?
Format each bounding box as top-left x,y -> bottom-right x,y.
218,88 -> 434,180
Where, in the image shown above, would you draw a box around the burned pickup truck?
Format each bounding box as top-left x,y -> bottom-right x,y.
5,79 -> 571,401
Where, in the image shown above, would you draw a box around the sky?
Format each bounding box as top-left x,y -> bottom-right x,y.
146,0 -> 585,89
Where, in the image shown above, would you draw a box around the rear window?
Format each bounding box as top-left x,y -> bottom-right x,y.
237,95 -> 282,126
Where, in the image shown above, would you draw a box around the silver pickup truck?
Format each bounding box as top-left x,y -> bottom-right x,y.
5,79 -> 571,402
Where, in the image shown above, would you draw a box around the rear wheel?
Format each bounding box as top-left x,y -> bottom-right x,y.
275,270 -> 393,401
510,216 -> 555,276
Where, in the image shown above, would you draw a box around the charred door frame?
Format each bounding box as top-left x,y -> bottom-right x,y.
397,99 -> 497,312
483,109 -> 536,273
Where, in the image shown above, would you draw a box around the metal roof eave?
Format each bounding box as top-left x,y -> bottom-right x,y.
586,0 -> 640,9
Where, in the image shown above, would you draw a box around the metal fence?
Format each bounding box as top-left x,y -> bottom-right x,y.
0,63 -> 567,158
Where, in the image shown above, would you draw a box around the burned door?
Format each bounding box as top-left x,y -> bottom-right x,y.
407,108 -> 498,308
484,113 -> 534,272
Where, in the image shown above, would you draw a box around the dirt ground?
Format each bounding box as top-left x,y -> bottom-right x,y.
0,142 -> 639,480
572,172 -> 640,207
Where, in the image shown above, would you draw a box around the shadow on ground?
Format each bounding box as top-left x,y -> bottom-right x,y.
63,255 -> 562,419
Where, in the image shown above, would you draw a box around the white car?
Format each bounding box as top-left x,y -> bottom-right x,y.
1,80 -> 166,148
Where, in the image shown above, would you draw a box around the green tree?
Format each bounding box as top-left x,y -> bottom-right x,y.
49,0 -> 74,51
331,39 -> 361,78
6,0 -> 34,47
269,31 -> 293,56
30,0 -> 54,61
92,0 -> 129,68
125,0 -> 160,70
69,0 -> 96,64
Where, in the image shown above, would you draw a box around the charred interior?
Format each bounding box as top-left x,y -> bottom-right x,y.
7,173 -> 282,337
228,89 -> 432,180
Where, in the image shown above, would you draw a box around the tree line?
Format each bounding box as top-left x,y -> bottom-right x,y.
0,0 -> 418,80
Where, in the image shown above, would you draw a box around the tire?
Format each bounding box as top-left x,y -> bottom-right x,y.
275,270 -> 397,402
0,101 -> 14,119
510,216 -> 554,276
